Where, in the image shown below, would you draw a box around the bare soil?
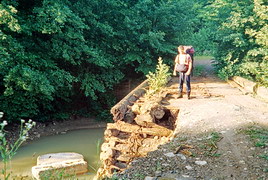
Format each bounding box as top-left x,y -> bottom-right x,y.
117,59 -> 268,180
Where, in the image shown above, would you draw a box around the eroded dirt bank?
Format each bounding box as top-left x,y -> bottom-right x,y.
116,60 -> 268,179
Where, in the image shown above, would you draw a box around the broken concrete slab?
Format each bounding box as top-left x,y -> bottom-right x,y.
32,152 -> 88,180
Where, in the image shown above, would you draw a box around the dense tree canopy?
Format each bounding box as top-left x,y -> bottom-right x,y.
0,0 -> 267,122
0,0 -> 196,121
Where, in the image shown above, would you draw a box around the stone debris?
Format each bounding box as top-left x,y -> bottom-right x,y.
155,170 -> 162,177
177,153 -> 186,160
194,161 -> 207,166
239,160 -> 246,164
164,152 -> 176,157
185,165 -> 193,170
144,177 -> 157,180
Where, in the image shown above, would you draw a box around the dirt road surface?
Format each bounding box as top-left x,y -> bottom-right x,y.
119,59 -> 268,180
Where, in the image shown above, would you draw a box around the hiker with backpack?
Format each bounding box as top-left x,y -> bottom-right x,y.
173,45 -> 194,99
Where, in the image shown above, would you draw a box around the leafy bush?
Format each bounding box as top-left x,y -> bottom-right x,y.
145,57 -> 171,97
204,0 -> 268,86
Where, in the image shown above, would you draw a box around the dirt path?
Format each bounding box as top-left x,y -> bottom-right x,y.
119,59 -> 268,180
171,59 -> 267,135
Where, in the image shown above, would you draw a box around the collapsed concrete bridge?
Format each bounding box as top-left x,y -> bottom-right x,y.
95,79 -> 179,179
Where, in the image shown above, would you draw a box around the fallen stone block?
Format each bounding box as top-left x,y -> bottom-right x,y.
32,152 -> 88,180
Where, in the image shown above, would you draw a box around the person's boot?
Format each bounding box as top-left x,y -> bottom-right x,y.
187,92 -> 191,100
178,92 -> 183,98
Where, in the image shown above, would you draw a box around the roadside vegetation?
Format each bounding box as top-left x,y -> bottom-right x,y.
0,113 -> 35,179
194,56 -> 214,61
204,0 -> 268,86
245,127 -> 268,162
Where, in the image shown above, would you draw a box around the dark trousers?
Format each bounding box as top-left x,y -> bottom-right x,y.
178,72 -> 191,93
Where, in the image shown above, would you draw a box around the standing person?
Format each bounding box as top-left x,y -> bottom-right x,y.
173,45 -> 193,99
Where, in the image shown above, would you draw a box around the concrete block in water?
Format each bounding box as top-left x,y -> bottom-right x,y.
32,152 -> 87,179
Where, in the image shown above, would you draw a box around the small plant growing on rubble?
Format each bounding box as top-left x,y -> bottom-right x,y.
0,112 -> 36,180
145,57 -> 171,97
199,132 -> 222,157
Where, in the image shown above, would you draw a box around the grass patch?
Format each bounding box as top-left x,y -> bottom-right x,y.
245,127 -> 268,148
194,55 -> 214,61
245,127 -> 268,160
193,64 -> 205,76
260,155 -> 268,160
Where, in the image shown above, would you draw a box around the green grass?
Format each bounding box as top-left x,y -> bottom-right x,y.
193,64 -> 205,76
245,127 -> 268,160
245,127 -> 268,148
194,55 -> 214,61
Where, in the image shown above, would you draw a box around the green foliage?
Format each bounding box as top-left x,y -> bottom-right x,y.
193,64 -> 205,76
7,0 -> 265,122
0,3 -> 21,32
204,0 -> 268,86
246,127 -> 268,148
0,112 -> 35,180
260,155 -> 268,161
145,57 -> 171,97
245,127 -> 268,161
185,0 -> 217,55
0,0 -> 207,122
106,173 -> 128,180
189,27 -> 215,55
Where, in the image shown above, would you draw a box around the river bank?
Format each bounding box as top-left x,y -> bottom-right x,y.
5,116 -> 107,145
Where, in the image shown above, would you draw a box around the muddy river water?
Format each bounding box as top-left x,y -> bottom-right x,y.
2,128 -> 104,179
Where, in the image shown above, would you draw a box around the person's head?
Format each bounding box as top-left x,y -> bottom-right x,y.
178,45 -> 185,54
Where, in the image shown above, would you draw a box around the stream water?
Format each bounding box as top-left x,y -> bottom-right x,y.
2,128 -> 104,179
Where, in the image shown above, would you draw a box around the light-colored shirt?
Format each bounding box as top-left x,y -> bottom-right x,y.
175,54 -> 192,65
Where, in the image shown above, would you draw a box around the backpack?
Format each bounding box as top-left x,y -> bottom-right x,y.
183,46 -> 195,55
183,45 -> 194,76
